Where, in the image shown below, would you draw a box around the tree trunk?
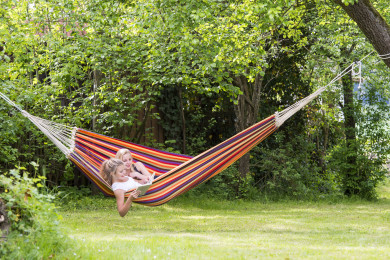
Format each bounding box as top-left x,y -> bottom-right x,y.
341,68 -> 359,196
178,86 -> 186,154
233,74 -> 263,178
92,70 -> 103,130
335,0 -> 390,68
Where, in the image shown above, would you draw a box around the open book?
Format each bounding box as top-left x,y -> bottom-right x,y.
136,173 -> 155,196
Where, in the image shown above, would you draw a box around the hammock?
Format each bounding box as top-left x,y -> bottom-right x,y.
0,59 -> 363,206
0,90 -> 321,206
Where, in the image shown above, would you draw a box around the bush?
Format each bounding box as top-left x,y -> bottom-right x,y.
327,141 -> 388,199
188,164 -> 260,200
0,166 -> 77,259
255,132 -> 336,199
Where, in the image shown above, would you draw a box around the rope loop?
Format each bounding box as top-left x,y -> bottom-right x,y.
352,61 -> 362,88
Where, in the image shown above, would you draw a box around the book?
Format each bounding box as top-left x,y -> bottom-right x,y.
136,173 -> 155,196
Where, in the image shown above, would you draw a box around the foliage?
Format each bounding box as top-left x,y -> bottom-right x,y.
0,0 -> 158,186
299,0 -> 390,197
255,132 -> 339,199
328,141 -> 387,199
0,0 -> 389,199
188,164 -> 259,200
132,0 -> 310,89
0,166 -> 76,259
157,87 -> 235,155
326,61 -> 390,199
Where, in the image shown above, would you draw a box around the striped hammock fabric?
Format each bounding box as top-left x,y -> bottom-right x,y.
69,115 -> 277,206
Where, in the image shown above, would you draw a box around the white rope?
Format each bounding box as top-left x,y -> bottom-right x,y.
275,62 -> 354,127
0,92 -> 24,113
361,51 -> 375,62
274,50 -> 390,127
378,52 -> 390,60
0,91 -> 77,156
352,61 -> 362,88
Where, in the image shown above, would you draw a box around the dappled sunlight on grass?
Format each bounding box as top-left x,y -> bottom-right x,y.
58,186 -> 390,259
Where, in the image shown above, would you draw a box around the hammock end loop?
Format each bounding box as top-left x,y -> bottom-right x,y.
67,127 -> 78,155
275,111 -> 281,128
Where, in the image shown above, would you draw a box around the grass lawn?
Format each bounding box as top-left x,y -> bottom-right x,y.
59,180 -> 390,259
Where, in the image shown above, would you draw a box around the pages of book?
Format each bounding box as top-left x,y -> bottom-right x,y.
136,173 -> 155,195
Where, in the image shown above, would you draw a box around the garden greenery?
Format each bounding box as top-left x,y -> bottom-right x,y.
0,165 -> 76,259
0,0 -> 389,200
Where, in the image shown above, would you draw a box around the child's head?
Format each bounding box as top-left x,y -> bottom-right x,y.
115,149 -> 133,169
100,158 -> 124,185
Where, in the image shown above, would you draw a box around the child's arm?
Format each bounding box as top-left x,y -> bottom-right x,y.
114,189 -> 140,217
133,162 -> 152,178
129,171 -> 149,182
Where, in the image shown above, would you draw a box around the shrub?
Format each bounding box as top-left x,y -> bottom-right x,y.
255,132 -> 336,199
327,141 -> 388,199
0,166 -> 77,259
189,164 -> 259,200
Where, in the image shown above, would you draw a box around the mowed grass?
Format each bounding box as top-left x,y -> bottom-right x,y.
59,180 -> 390,259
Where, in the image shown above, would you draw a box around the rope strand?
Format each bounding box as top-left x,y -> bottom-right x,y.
0,91 -> 77,155
378,52 -> 390,60
275,57 -> 358,127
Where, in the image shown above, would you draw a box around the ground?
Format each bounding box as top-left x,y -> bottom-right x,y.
58,180 -> 390,259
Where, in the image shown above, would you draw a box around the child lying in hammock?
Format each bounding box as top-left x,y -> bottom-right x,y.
115,148 -> 152,184
100,158 -> 141,217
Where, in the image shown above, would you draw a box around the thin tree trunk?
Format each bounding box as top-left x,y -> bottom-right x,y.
233,74 -> 263,178
92,70 -> 102,130
341,68 -> 359,196
134,102 -> 152,144
178,86 -> 186,154
90,70 -> 102,194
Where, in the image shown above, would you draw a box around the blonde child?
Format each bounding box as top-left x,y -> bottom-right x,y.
100,158 -> 141,217
115,148 -> 152,184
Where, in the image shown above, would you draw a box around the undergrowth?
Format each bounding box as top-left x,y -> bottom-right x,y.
0,166 -> 78,259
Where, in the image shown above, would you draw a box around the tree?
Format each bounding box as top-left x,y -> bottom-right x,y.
1,0 -> 388,198
132,0 -> 313,179
335,0 -> 390,68
298,0 -> 390,197
0,0 -> 159,186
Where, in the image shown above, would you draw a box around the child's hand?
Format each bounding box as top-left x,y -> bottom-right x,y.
148,172 -> 155,182
130,190 -> 140,199
139,176 -> 149,184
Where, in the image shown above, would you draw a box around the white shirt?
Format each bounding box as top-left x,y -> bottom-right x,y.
112,177 -> 142,191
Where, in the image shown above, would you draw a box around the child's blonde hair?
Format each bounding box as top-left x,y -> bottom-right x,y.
115,149 -> 135,171
100,158 -> 123,186
115,148 -> 133,161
